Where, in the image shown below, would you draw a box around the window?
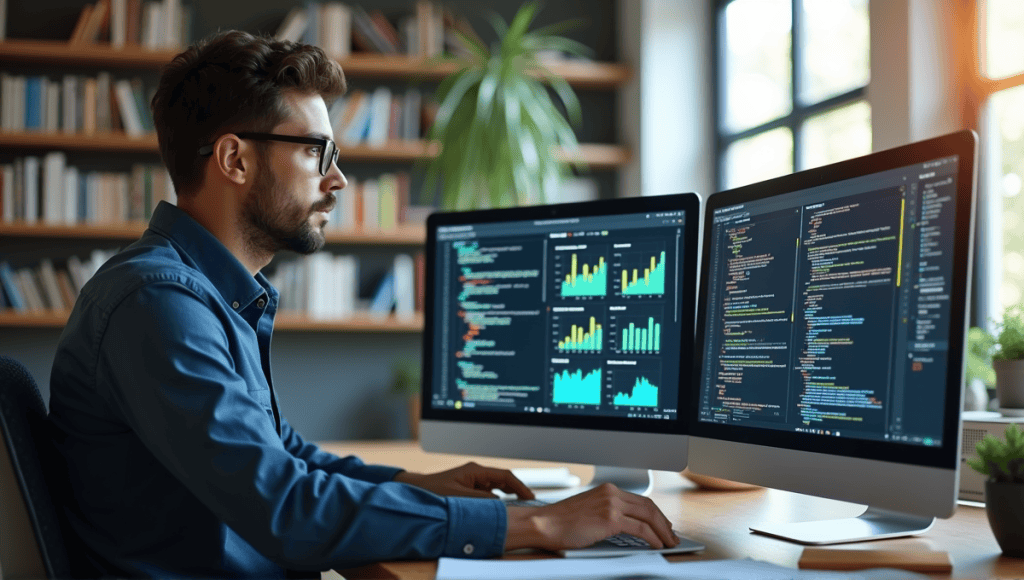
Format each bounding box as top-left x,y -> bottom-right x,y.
715,0 -> 871,190
980,0 -> 1024,324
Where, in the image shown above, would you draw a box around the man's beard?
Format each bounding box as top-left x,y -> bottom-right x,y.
241,163 -> 331,256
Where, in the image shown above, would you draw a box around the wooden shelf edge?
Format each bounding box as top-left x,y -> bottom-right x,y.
0,133 -> 630,168
0,40 -> 631,88
0,221 -> 426,243
0,310 -> 424,332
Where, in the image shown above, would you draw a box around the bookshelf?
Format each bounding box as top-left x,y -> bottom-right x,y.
0,309 -> 424,332
1,0 -> 626,440
0,39 -> 632,88
0,132 -> 631,168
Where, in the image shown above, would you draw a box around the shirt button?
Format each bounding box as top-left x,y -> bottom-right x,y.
462,544 -> 474,555
257,298 -> 266,308
232,301 -> 240,309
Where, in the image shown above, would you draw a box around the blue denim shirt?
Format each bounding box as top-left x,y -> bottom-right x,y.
47,202 -> 506,578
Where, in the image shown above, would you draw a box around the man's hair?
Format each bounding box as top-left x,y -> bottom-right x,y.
151,30 -> 346,197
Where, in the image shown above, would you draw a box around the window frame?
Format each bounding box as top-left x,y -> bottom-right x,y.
712,0 -> 869,191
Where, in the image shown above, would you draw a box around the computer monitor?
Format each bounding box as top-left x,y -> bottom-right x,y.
689,130 -> 978,544
420,193 -> 700,496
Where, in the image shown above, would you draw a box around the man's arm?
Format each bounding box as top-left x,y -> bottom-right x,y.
279,418 -> 402,483
96,281 -> 507,568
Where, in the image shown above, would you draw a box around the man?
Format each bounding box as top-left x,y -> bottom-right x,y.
47,30 -> 679,578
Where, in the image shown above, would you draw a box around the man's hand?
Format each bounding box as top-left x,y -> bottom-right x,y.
504,483 -> 679,552
394,462 -> 536,500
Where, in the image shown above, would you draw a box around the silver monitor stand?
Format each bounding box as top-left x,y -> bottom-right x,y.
750,507 -> 935,544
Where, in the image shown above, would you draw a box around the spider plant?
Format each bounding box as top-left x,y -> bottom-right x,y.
424,1 -> 589,210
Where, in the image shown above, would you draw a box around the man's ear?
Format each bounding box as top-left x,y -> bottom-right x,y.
211,134 -> 250,186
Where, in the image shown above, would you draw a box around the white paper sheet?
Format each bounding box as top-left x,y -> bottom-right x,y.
436,553 -> 670,580
434,556 -> 931,580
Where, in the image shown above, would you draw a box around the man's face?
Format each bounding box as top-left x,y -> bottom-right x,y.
241,91 -> 346,256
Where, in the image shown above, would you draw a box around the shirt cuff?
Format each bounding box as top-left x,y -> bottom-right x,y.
443,497 -> 507,559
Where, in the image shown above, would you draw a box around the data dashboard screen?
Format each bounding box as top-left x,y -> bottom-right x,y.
429,210 -> 689,422
697,156 -> 960,448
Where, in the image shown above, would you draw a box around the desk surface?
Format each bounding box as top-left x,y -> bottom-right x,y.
319,440 -> 1023,580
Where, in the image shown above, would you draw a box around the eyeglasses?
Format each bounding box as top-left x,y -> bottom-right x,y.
198,132 -> 340,176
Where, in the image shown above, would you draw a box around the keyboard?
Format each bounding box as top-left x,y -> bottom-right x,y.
504,498 -> 705,558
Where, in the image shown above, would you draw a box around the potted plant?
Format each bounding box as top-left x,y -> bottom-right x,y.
989,306 -> 1024,415
423,1 -> 587,210
390,359 -> 422,440
967,424 -> 1024,557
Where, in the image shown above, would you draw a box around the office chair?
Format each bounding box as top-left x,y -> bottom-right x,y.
0,356 -> 71,579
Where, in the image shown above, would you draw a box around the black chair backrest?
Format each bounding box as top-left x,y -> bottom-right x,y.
0,356 -> 71,579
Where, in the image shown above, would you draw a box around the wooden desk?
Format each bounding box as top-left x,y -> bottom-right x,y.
320,441 -> 1023,579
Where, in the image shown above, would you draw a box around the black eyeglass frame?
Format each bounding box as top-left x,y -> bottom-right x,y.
197,132 -> 339,176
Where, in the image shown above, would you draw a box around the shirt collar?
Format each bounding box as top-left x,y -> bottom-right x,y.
147,201 -> 274,310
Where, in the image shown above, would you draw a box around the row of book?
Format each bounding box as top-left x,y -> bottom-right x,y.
69,0 -> 192,49
0,250 -> 117,313
325,172 -> 427,232
0,72 -> 154,136
277,0 -> 478,59
1,154 -> 176,224
267,252 -> 423,320
328,87 -> 429,146
0,250 -> 426,321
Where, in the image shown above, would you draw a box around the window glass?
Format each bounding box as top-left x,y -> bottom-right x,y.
724,127 -> 794,190
801,101 -> 871,170
986,0 -> 1024,80
990,85 -> 1024,310
723,0 -> 792,133
799,0 -> 869,103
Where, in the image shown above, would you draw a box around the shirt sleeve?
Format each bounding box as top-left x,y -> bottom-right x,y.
279,418 -> 402,484
95,279 -> 507,569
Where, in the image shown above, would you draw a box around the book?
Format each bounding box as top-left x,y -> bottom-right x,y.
23,156 -> 39,224
42,151 -> 67,224
62,75 -> 78,133
66,255 -> 88,294
320,3 -> 352,59
111,0 -> 127,48
366,86 -> 393,148
69,3 -> 95,43
114,79 -> 145,136
37,259 -> 64,310
56,269 -> 78,310
83,77 -> 98,134
276,7 -> 308,42
24,76 -> 43,131
368,270 -> 395,318
81,0 -> 112,44
393,253 -> 415,321
2,165 -> 13,224
342,93 -> 372,145
0,262 -> 25,312
377,173 -> 397,230
44,79 -> 60,133
17,268 -> 45,312
361,178 -> 379,231
63,166 -> 79,225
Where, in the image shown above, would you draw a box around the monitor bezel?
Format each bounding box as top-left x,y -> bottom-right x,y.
689,130 -> 978,470
421,193 -> 701,436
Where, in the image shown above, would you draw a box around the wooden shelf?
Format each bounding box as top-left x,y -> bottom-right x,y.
0,39 -> 631,89
0,132 -> 630,168
0,221 -> 426,244
0,309 -> 424,332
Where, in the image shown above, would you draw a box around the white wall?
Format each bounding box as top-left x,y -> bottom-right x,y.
619,0 -> 714,200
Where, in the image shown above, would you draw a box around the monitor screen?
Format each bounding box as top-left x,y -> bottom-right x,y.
420,194 -> 699,473
688,130 -> 977,533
